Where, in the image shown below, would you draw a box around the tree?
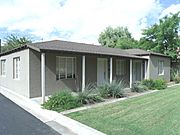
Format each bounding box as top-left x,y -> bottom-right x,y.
2,35 -> 32,53
139,12 -> 180,61
98,26 -> 137,49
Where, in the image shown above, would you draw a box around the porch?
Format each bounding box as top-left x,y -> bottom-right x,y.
39,51 -> 148,103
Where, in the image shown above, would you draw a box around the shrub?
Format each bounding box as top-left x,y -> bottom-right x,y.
142,79 -> 155,90
142,79 -> 167,90
97,84 -> 110,98
97,80 -> 126,98
174,75 -> 180,84
77,83 -> 103,104
170,68 -> 180,83
154,79 -> 167,90
131,81 -> 148,92
170,69 -> 176,81
78,92 -> 103,104
42,90 -> 82,112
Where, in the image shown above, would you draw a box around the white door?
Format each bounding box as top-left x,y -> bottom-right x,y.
97,58 -> 108,86
133,61 -> 142,82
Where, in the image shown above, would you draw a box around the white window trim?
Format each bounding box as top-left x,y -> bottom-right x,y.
13,57 -> 20,80
158,60 -> 164,76
0,59 -> 6,77
56,56 -> 76,80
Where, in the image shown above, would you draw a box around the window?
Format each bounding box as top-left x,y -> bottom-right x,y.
13,57 -> 20,79
116,59 -> 126,76
158,60 -> 164,75
56,56 -> 76,80
0,59 -> 6,76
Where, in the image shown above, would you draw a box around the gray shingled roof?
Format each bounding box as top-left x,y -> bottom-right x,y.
125,48 -> 170,58
28,40 -> 146,59
0,40 -> 147,59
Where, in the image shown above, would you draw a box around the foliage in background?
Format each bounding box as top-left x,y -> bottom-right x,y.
42,90 -> 81,112
98,26 -> 138,49
98,12 -> 180,61
97,80 -> 126,98
131,81 -> 148,92
139,12 -> 180,61
1,35 -> 32,53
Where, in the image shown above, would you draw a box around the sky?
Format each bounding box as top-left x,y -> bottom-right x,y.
0,0 -> 179,45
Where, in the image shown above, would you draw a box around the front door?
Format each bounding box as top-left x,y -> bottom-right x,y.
133,61 -> 142,82
97,58 -> 108,86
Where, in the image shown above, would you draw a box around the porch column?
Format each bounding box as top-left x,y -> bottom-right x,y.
82,55 -> 86,91
130,59 -> 133,88
147,59 -> 150,79
141,61 -> 143,80
41,53 -> 45,104
144,60 -> 147,79
110,57 -> 113,83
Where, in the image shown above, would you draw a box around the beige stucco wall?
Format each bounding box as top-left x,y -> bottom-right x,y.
0,49 -> 30,97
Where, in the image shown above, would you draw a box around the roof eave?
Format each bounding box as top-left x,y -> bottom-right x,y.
0,45 -> 41,57
39,48 -> 148,60
27,45 -> 41,52
134,53 -> 170,58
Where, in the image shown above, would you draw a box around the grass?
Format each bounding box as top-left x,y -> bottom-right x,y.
67,85 -> 180,135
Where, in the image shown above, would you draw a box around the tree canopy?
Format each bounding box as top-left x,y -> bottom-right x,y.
1,35 -> 32,53
139,12 -> 180,60
98,12 -> 180,61
98,26 -> 137,49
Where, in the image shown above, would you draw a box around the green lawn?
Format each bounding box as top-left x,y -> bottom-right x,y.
67,85 -> 180,135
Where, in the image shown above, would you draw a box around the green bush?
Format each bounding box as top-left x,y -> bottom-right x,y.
131,81 -> 148,92
42,90 -> 82,112
142,79 -> 155,90
142,79 -> 167,90
97,84 -> 110,98
77,83 -> 103,104
174,75 -> 180,84
154,79 -> 167,90
170,68 -> 176,81
78,92 -> 103,104
97,80 -> 126,98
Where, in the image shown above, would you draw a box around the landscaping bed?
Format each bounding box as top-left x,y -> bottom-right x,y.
42,79 -> 168,112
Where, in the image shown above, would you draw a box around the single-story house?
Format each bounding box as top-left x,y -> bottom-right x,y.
0,40 -> 170,102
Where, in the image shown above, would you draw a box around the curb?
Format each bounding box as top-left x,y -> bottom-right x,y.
167,83 -> 180,87
0,86 -> 106,135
